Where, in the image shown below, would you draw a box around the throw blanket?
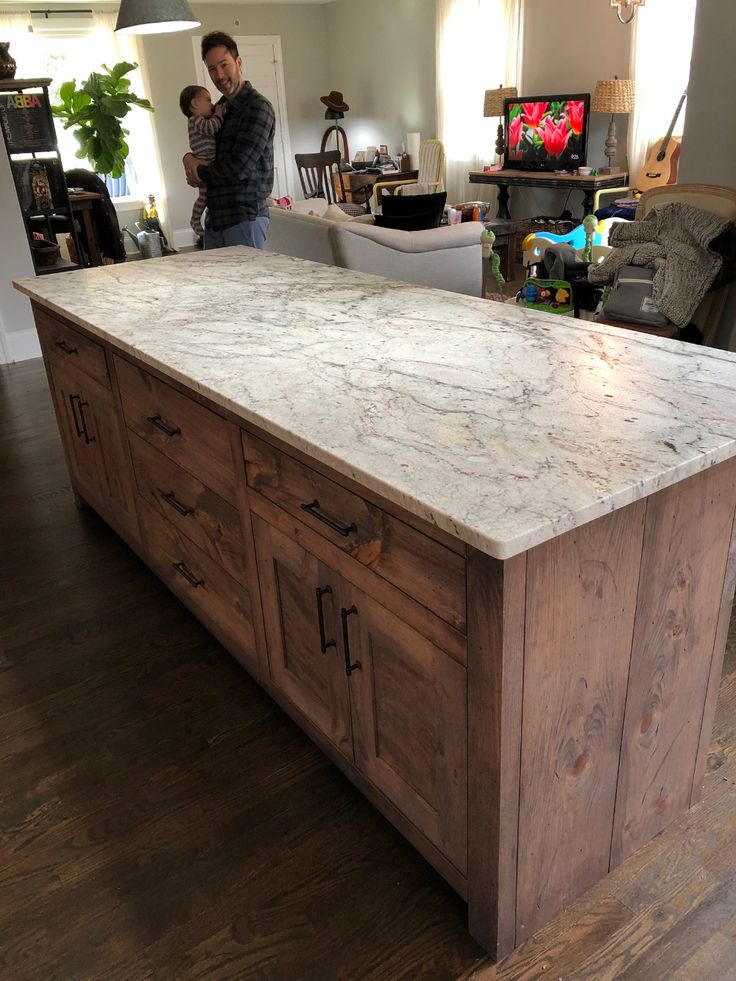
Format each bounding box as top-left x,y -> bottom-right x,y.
588,202 -> 732,326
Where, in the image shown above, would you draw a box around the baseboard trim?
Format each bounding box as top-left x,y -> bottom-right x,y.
3,327 -> 41,364
173,227 -> 197,249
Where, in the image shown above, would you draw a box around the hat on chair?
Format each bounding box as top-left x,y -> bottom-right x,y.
320,90 -> 349,113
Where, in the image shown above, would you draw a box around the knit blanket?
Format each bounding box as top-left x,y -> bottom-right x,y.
588,202 -> 732,327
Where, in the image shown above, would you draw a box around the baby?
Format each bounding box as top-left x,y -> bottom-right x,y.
179,85 -> 224,239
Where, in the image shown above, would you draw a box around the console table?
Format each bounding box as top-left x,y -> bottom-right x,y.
469,169 -> 629,219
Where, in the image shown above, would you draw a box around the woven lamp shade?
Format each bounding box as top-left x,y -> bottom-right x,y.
484,86 -> 518,117
591,78 -> 635,114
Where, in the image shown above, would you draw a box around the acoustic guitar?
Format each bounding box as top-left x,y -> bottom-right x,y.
634,89 -> 687,193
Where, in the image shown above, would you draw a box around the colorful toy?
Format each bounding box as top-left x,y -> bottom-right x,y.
518,278 -> 574,315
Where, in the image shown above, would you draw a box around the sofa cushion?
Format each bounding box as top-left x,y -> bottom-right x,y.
375,191 -> 447,231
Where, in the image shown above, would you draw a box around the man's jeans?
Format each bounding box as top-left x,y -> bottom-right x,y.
204,216 -> 269,251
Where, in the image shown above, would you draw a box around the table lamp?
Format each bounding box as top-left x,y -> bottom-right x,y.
484,85 -> 518,165
591,76 -> 635,174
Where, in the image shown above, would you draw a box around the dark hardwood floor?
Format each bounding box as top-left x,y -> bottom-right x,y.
2,357 -> 736,981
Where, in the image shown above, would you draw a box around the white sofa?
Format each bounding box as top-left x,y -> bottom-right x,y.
265,199 -> 484,296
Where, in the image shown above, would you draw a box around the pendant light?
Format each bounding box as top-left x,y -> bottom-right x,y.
115,0 -> 201,34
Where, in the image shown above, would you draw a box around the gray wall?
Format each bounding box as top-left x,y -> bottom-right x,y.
324,0 -> 436,158
511,0 -> 632,221
679,0 -> 734,186
141,2 -> 331,237
0,137 -> 37,362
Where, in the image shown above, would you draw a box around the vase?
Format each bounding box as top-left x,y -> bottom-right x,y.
0,42 -> 16,80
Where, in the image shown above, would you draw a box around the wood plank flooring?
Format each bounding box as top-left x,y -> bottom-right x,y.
2,356 -> 736,980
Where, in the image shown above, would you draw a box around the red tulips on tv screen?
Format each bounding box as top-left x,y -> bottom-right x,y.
507,99 -> 586,164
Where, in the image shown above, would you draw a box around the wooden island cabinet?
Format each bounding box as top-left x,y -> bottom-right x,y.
16,249 -> 736,960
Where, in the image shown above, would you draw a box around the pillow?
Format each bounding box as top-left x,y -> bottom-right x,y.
375,191 -> 447,231
374,210 -> 445,232
322,203 -> 355,223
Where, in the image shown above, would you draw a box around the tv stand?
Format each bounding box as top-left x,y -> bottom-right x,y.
468,168 -> 629,219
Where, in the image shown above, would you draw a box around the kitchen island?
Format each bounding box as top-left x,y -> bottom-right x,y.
14,248 -> 736,959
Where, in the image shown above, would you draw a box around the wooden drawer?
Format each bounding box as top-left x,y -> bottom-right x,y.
115,356 -> 237,505
138,496 -> 256,665
244,433 -> 466,632
35,307 -> 111,390
129,431 -> 246,584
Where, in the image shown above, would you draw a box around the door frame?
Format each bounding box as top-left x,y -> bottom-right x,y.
191,34 -> 293,198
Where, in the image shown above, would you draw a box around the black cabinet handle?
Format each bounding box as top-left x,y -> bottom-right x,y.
161,491 -> 194,517
315,585 -> 336,654
77,399 -> 95,444
69,394 -> 84,437
340,605 -> 361,676
300,499 -> 357,537
148,414 -> 181,438
55,339 -> 78,355
172,561 -> 204,588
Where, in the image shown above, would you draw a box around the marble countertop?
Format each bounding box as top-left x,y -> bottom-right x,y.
14,248 -> 736,559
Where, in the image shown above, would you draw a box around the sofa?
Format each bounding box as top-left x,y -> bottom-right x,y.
265,199 -> 484,296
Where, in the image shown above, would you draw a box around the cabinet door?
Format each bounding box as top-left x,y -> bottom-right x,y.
252,515 -> 353,758
48,358 -> 138,539
340,583 -> 468,873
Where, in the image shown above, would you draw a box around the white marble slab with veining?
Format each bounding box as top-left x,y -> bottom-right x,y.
14,247 -> 736,559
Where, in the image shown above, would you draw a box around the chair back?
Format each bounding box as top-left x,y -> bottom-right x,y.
636,183 -> 736,221
417,140 -> 445,186
294,150 -> 345,205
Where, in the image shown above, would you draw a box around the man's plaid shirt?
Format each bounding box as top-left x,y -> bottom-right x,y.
198,81 -> 275,231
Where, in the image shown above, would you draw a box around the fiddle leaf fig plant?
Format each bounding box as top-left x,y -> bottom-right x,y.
51,61 -> 154,178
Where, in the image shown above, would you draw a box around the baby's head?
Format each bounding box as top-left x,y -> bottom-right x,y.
179,85 -> 213,119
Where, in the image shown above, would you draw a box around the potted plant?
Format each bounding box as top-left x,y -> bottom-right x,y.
51,61 -> 153,178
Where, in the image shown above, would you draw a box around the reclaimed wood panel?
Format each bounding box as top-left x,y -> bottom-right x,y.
467,548 -> 526,959
611,459 -> 736,865
515,501 -> 646,942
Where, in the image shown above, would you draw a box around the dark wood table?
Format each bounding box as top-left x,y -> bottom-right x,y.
69,190 -> 104,266
469,169 -> 629,219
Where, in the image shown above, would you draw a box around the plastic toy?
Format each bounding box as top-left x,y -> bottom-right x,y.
582,214 -> 597,263
482,227 -> 505,290
518,278 -> 574,315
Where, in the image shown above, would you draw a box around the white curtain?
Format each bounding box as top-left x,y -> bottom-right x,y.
628,0 -> 697,179
436,0 -> 522,203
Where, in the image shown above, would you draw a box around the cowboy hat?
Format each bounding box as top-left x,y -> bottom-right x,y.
320,90 -> 349,113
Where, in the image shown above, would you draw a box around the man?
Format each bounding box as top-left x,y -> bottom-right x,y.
184,32 -> 275,249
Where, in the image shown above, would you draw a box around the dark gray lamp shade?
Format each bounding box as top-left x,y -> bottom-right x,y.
115,0 -> 201,34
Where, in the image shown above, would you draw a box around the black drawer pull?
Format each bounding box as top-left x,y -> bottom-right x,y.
316,585 -> 336,654
340,605 -> 361,676
148,414 -> 181,438
172,561 -> 204,588
161,491 -> 194,517
300,499 -> 357,537
55,339 -> 78,355
77,399 -> 95,444
69,394 -> 84,437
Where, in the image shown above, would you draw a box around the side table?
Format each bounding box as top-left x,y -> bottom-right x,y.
483,218 -> 526,285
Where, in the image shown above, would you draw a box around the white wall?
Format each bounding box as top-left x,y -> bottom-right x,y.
0,138 -> 38,363
511,0 -> 633,222
325,0 -> 436,158
141,2 -> 331,239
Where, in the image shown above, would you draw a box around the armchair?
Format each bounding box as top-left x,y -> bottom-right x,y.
372,139 -> 445,208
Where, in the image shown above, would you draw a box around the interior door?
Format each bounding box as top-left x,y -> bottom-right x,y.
193,35 -> 293,199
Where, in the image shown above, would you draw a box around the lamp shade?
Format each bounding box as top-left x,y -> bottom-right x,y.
591,77 -> 635,114
115,0 -> 201,34
484,85 -> 518,118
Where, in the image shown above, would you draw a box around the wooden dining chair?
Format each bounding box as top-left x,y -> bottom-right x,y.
294,150 -> 370,215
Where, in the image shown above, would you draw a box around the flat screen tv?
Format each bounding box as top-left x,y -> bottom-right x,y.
503,93 -> 590,171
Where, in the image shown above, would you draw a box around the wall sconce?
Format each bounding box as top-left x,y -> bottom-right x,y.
115,0 -> 201,34
610,0 -> 645,25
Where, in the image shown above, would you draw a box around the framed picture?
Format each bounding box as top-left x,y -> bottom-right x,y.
354,150 -> 365,163
379,144 -> 388,155
365,146 -> 376,161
